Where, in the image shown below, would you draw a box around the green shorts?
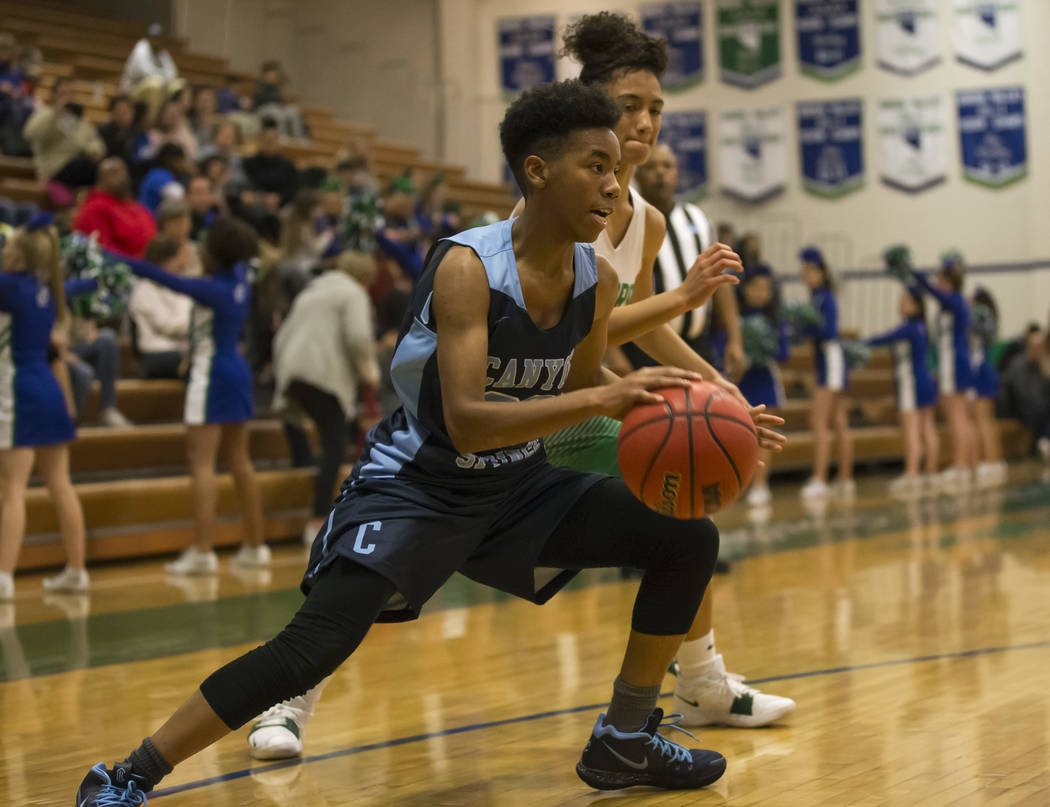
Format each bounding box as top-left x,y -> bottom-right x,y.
543,416 -> 623,477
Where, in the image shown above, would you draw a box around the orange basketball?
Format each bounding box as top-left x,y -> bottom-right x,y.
617,380 -> 759,519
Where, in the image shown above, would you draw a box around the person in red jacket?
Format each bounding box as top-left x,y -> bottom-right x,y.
73,157 -> 156,258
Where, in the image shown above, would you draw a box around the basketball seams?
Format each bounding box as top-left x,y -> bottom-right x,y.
637,401 -> 675,499
618,411 -> 755,443
703,393 -> 742,492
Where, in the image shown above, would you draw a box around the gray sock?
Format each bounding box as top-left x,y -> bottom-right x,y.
125,737 -> 172,791
605,675 -> 661,733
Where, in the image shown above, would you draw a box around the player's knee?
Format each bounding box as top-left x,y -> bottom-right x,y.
658,516 -> 720,579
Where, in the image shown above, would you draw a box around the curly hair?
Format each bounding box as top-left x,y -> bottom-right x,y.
499,79 -> 620,197
562,12 -> 668,86
204,217 -> 259,272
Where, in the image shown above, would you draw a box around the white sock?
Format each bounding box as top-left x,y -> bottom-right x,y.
677,629 -> 717,678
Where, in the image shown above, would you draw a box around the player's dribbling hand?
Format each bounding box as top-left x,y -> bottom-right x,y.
710,376 -> 786,452
598,366 -> 703,421
676,243 -> 743,311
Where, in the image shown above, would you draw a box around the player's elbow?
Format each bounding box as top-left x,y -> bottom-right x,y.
443,404 -> 486,455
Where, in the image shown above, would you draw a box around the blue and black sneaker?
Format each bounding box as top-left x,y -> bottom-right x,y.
576,708 -> 726,790
75,762 -> 148,806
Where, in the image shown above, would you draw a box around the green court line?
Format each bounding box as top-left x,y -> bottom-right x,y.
1,483 -> 1048,682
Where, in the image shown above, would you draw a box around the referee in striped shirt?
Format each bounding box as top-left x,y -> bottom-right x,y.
623,143 -> 745,377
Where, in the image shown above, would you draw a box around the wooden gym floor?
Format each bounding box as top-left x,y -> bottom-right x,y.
3,464 -> 1049,806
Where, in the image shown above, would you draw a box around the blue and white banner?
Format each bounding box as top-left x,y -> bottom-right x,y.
719,106 -> 788,203
956,86 -> 1026,188
796,1 -> 861,81
875,0 -> 941,76
953,1 -> 1021,71
660,110 -> 708,198
642,2 -> 704,91
878,95 -> 947,193
797,99 -> 864,197
498,16 -> 556,97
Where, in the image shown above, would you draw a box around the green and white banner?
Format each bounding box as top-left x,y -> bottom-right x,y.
878,95 -> 947,193
717,0 -> 782,89
719,106 -> 788,202
875,0 -> 941,76
953,1 -> 1021,71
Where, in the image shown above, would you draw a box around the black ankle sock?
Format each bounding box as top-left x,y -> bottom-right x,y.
125,737 -> 172,791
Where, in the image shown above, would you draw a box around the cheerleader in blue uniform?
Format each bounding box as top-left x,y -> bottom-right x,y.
737,265 -> 789,508
798,247 -> 854,501
867,288 -> 939,496
970,286 -> 1005,486
0,218 -> 89,599
121,219 -> 268,575
911,253 -> 978,488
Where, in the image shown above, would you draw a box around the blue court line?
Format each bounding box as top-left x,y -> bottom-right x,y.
150,637 -> 1050,800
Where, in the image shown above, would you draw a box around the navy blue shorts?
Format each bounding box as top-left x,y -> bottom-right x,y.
301,464 -> 605,622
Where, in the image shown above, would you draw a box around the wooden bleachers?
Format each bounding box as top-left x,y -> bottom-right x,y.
0,0 -> 517,220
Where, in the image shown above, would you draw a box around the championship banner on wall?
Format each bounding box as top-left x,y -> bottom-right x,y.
878,95 -> 947,193
642,2 -> 704,91
498,16 -> 556,97
719,106 -> 787,203
660,110 -> 708,198
717,0 -> 782,89
956,87 -> 1026,188
797,99 -> 864,198
796,0 -> 861,81
875,0 -> 940,76
952,1 -> 1021,71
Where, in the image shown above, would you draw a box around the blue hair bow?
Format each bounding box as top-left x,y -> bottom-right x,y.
26,211 -> 55,231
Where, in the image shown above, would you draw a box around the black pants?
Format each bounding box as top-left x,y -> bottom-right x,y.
140,351 -> 183,379
50,155 -> 98,189
199,478 -> 718,729
286,380 -> 351,517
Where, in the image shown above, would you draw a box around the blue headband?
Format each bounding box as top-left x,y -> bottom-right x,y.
26,211 -> 55,231
799,246 -> 823,264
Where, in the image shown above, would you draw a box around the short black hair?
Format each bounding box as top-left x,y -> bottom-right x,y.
204,217 -> 258,271
155,142 -> 185,168
562,12 -> 668,86
499,80 -> 620,197
108,93 -> 132,111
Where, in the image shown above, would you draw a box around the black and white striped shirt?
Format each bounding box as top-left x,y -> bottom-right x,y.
652,202 -> 714,340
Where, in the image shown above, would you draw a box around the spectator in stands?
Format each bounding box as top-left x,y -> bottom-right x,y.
73,157 -> 156,258
96,94 -> 141,164
148,97 -> 198,163
243,119 -> 299,207
0,32 -> 34,157
23,77 -> 105,192
66,312 -> 131,428
280,188 -> 335,275
374,176 -> 425,281
216,74 -> 245,114
120,22 -> 183,127
155,198 -> 202,276
716,222 -> 735,249
999,324 -> 1050,460
128,235 -> 191,379
198,120 -> 245,185
339,156 -> 381,252
252,61 -> 305,140
189,86 -> 221,148
139,142 -> 188,214
273,249 -> 380,543
187,175 -> 220,241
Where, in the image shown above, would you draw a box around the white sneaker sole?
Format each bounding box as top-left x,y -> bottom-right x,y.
249,729 -> 303,761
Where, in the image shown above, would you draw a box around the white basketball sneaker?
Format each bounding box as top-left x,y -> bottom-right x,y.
672,654 -> 796,728
165,547 -> 219,576
746,484 -> 772,508
231,544 -> 272,569
42,565 -> 90,593
799,477 -> 829,501
248,678 -> 329,760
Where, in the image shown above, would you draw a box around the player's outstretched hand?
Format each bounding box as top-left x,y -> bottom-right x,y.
677,243 -> 742,311
598,366 -> 703,421
710,376 -> 786,452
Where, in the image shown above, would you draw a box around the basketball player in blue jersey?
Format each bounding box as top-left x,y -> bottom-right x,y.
76,81 -> 749,805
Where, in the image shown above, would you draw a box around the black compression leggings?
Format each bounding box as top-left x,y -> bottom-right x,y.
200,478 -> 718,729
